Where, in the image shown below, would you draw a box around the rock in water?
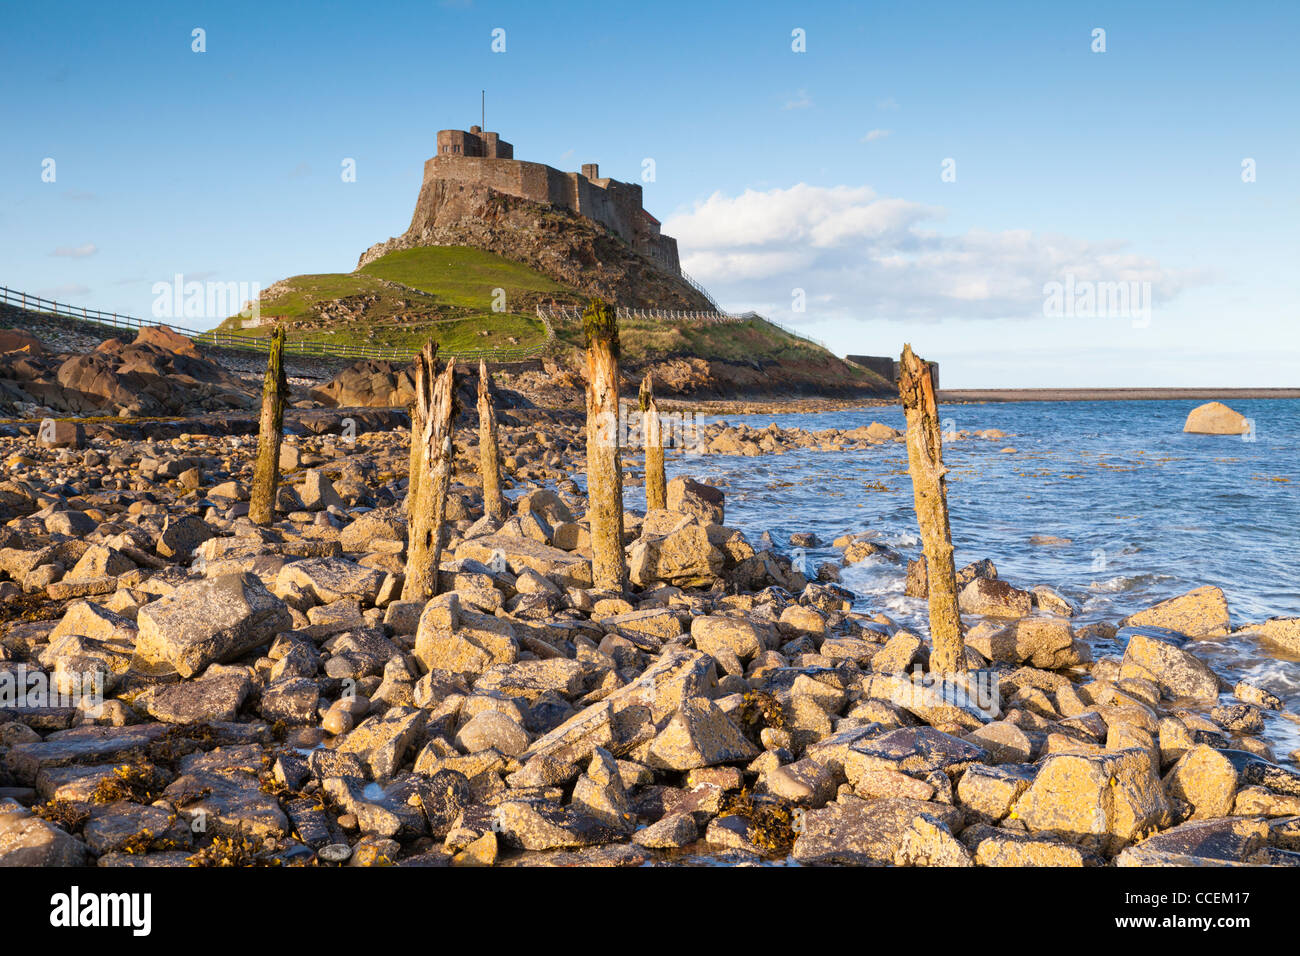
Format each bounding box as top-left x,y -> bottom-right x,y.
1183,401 -> 1248,435
1121,585 -> 1230,638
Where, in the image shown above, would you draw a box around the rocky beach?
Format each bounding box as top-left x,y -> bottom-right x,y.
1,327 -> 1298,869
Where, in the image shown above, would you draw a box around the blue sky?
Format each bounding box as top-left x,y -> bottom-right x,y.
2,0 -> 1296,386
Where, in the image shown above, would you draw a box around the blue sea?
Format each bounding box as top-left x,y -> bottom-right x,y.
655,399 -> 1300,754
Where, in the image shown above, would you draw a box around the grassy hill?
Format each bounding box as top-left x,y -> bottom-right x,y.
360,247 -> 573,310
553,314 -> 833,365
211,245 -> 891,391
214,246 -> 574,353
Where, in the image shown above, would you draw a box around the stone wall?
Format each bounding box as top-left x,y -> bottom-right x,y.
420,147 -> 680,275
436,126 -> 514,159
846,355 -> 939,388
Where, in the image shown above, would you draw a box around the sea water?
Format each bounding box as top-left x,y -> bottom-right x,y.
652,399 -> 1300,753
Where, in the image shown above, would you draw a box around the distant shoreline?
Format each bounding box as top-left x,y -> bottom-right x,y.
935,387 -> 1300,403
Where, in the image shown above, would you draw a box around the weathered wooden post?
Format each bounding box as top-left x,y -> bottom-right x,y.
639,373 -> 666,512
249,326 -> 288,526
403,344 -> 457,600
899,343 -> 965,674
405,343 -> 441,518
583,298 -> 626,591
477,359 -> 507,523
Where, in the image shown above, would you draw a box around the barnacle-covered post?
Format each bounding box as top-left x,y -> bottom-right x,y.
900,343 -> 965,674
477,358 -> 507,523
583,298 -> 626,591
640,373 -> 666,512
249,326 -> 289,526
403,343 -> 457,599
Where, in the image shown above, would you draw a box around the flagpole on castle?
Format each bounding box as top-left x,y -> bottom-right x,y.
481,90 -> 485,129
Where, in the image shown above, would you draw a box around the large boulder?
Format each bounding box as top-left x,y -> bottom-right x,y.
1121,585 -> 1230,638
522,649 -> 715,768
1116,817 -> 1274,866
842,726 -> 988,783
35,420 -> 84,449
958,577 -> 1033,618
340,510 -> 407,553
1013,748 -> 1170,855
336,707 -> 427,780
965,615 -> 1085,669
26,337 -> 250,416
666,477 -> 724,525
0,799 -> 88,865
628,514 -> 723,588
1163,744 -> 1238,819
135,572 -> 292,677
413,593 -> 518,676
133,671 -> 252,723
645,697 -> 758,770
792,797 -> 964,866
1120,628 -> 1221,701
0,329 -> 44,356
1252,617 -> 1300,655
133,324 -> 201,359
274,556 -> 385,606
455,534 -> 592,590
690,614 -> 765,661
309,360 -> 416,408
157,514 -> 217,560
1183,401 -> 1248,435
55,354 -> 140,411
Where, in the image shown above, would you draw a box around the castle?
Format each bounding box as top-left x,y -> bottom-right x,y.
425,126 -> 681,274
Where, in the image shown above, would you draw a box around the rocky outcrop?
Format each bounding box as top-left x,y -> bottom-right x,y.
0,330 -> 252,417
358,181 -> 711,312
0,329 -> 44,356
307,360 -> 538,416
309,360 -> 417,408
134,324 -> 202,359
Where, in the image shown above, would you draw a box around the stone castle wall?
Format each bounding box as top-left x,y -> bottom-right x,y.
846,355 -> 939,388
419,131 -> 680,275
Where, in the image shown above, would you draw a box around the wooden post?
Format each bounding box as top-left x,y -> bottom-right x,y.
640,373 -> 666,512
403,344 -> 457,600
249,326 -> 288,525
899,343 -> 965,674
583,298 -> 626,592
477,359 -> 508,523
406,350 -> 429,516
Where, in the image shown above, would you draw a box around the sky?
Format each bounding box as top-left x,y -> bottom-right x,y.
2,0 -> 1297,387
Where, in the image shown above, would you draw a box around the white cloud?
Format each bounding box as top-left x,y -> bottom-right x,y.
861,129 -> 892,142
665,183 -> 1201,322
782,89 -> 812,111
50,242 -> 97,258
877,96 -> 899,110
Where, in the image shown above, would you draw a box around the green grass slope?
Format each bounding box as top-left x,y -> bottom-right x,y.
358,247 -> 573,310
210,246 -> 889,390
213,246 -> 573,354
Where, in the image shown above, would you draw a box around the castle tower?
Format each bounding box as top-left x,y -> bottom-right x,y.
422,126 -> 678,276
436,126 -> 513,159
